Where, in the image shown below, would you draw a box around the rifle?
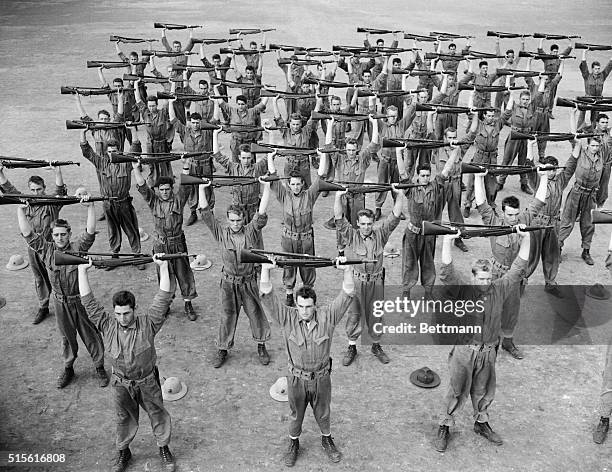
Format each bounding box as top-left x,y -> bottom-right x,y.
213,78 -> 266,89
556,97 -> 612,112
460,162 -> 562,175
61,85 -> 113,96
576,96 -> 612,105
457,83 -> 527,93
259,89 -> 322,100
357,27 -> 403,34
532,33 -> 581,40
110,35 -> 158,43
464,50 -> 506,60
510,130 -> 600,142
403,33 -> 437,42
170,64 -> 228,73
87,60 -> 147,69
424,52 -> 463,62
382,137 -> 473,149
302,77 -> 356,88
269,43 -> 307,52
122,74 -> 168,84
429,31 -> 475,40
415,103 -> 495,114
109,151 -> 206,165
592,209 -> 612,224
486,31 -> 532,39
0,156 -> 80,169
153,22 -> 203,30
495,69 -> 558,78
331,181 -> 428,194
56,252 -> 195,267
0,194 -> 116,206
311,111 -> 372,122
519,51 -> 575,60
240,249 -> 376,267
180,173 -> 259,187
141,49 -> 197,58
219,47 -> 260,56
65,120 -> 133,131
278,58 -> 334,66
249,142 -> 340,155
422,221 -> 553,238
157,91 -> 210,101
229,28 -> 276,35
574,42 -> 612,51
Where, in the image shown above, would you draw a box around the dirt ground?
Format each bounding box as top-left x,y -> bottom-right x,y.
0,1 -> 611,471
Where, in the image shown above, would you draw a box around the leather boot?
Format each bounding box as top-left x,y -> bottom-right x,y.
501,337 -> 524,359
342,345 -> 357,366
33,307 -> 49,325
111,448 -> 131,472
184,301 -> 197,321
186,211 -> 197,226
434,425 -> 450,452
283,438 -> 299,467
321,435 -> 342,463
371,343 -> 390,364
212,349 -> 228,368
474,421 -> 503,445
57,366 -> 75,389
159,445 -> 175,472
257,343 -> 270,365
582,249 -> 594,265
593,416 -> 610,444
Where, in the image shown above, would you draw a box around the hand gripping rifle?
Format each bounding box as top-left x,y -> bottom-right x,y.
0,156 -> 80,169
0,194 -> 116,206
239,249 -> 377,268
110,35 -> 158,44
55,252 -> 195,268
422,221 -> 552,238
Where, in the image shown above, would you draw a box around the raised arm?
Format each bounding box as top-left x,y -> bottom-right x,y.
474,171 -> 487,206
258,178 -> 271,214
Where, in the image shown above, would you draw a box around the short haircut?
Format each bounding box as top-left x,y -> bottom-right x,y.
296,286 -> 317,304
198,79 -> 209,87
449,43 -> 457,49
28,175 -> 45,187
330,95 -> 342,104
212,53 -> 221,61
113,78 -> 124,85
550,44 -> 559,51
376,39 -> 384,46
129,51 -> 139,58
392,58 -> 401,65
289,171 -> 304,182
245,65 -> 255,73
592,61 -> 601,68
444,127 -> 457,137
51,218 -> 71,232
106,138 -> 119,148
386,105 -> 399,114
146,95 -> 158,103
226,204 -> 245,218
155,176 -> 174,188
597,113 -> 609,121
479,60 -> 488,68
588,136 -> 602,145
357,209 -> 375,220
362,69 -> 371,76
289,112 -> 302,122
238,143 -> 252,154
249,40 -> 257,47
540,155 -> 559,166
506,49 -> 515,55
113,290 -> 136,310
501,195 -> 520,211
471,259 -> 492,276
98,109 -> 111,118
190,112 -> 202,120
417,163 -> 432,174
345,137 -> 358,147
519,90 -> 531,99
173,40 -> 181,46
236,95 -> 247,104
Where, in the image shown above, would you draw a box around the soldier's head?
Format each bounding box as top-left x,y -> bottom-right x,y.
345,137 -> 359,158
479,61 -> 488,75
106,139 -> 119,155
97,109 -> 111,123
386,105 -> 399,125
330,95 -> 342,113
295,286 -> 317,321
245,65 -> 255,80
289,113 -> 303,133
112,291 -> 137,328
392,58 -> 402,69
238,144 -> 255,168
482,109 -> 496,125
448,43 -> 457,54
300,82 -> 311,94
226,205 -> 246,233
592,61 -> 602,74
198,79 -> 209,95
376,38 -> 385,48
550,44 -> 559,55
172,40 -> 182,53
519,90 -> 531,107
596,114 -> 609,132
112,78 -> 124,90
587,136 -> 602,154
362,69 -> 372,84
288,172 -> 305,195
356,209 -> 375,237
443,127 -> 457,143
146,95 -> 159,114
505,49 -> 515,63
156,176 -> 174,201
249,40 -> 258,50
417,89 -> 429,104
50,219 -> 72,249
212,53 -> 222,66
471,259 -> 493,291
190,112 -> 202,131
416,163 -> 432,185
540,155 -> 560,178
236,95 -> 248,112
129,52 -> 139,64
28,175 -> 46,195
501,196 -> 520,225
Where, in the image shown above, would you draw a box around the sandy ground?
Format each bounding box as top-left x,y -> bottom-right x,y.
0,1 -> 611,471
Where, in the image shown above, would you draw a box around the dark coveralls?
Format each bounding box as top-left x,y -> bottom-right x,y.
137,183 -> 197,301
82,289 -> 173,450
526,74 -> 562,161
220,101 -> 267,161
261,288 -> 354,437
25,231 -> 105,370
438,256 -> 527,426
271,175 -> 322,290
402,176 -> 448,292
578,59 -> 612,128
434,146 -> 465,224
0,179 -> 66,311
137,102 -> 175,187
336,213 -> 400,343
497,104 -> 537,188
459,71 -> 499,108
181,124 -> 216,212
81,141 -> 141,255
537,45 -> 572,112
202,209 -> 271,350
275,116 -> 317,188
320,106 -> 353,181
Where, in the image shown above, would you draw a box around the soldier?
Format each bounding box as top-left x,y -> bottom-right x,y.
493,37 -> 525,110
161,27 -> 195,79
78,254 -> 176,472
577,49 -> 612,128
434,225 -> 531,452
259,256 -> 355,467
459,60 -> 499,108
17,190 -> 108,389
199,178 -> 272,368
132,160 -> 198,321
0,162 -> 66,324
536,38 -> 573,116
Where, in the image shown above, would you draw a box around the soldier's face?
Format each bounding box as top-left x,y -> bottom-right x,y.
596,118 -> 609,131
503,206 -> 520,225
28,182 -> 45,195
551,48 -> 559,56
198,84 -> 209,95
417,91 -> 428,103
129,54 -> 139,64
290,119 -> 302,133
417,170 -> 431,185
98,112 -> 111,123
227,211 -> 244,233
172,41 -> 181,53
519,95 -> 531,107
158,184 -> 173,201
330,99 -> 341,112
506,52 -> 515,63
114,305 -> 135,328
444,131 -> 457,143
296,296 -> 315,321
52,226 -> 71,249
147,100 -> 158,114
246,69 -> 254,80
357,215 -> 374,237
289,177 -> 304,195
346,143 -> 358,158
593,65 -> 602,74
480,65 -> 488,75
588,140 -> 601,154
471,270 -> 492,290
190,118 -> 201,131
386,109 -> 398,125
239,152 -> 253,168
448,45 -> 457,54
363,72 -> 372,84
236,100 -> 247,112
484,111 -> 495,125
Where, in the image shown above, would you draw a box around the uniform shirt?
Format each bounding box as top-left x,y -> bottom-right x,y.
161,36 -> 195,74
182,124 -> 214,177
537,154 -> 578,219
0,180 -> 66,241
378,114 -> 413,161
459,71 -> 499,107
404,176 -> 448,227
137,102 -> 174,142
465,118 -> 505,153
439,256 -> 528,344
580,60 -> 612,97
189,98 -> 215,122
278,61 -> 305,88
138,183 -> 188,238
506,103 -> 537,133
81,141 -> 132,199
202,210 -> 267,276
220,102 -> 266,141
537,46 -> 572,73
213,152 -> 268,206
338,57 -> 375,84
440,47 -> 471,72
574,147 -> 605,189
434,147 -> 463,178
81,113 -> 126,155
236,74 -> 262,107
336,212 -> 400,274
526,75 -> 562,115
275,116 -> 316,149
81,289 -> 172,380
321,104 -> 355,149
334,142 -> 379,182
271,175 -> 322,233
118,51 -> 149,76
25,231 -> 95,296
261,288 -> 354,372
108,87 -> 138,121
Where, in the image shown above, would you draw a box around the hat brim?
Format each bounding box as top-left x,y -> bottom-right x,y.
269,377 -> 289,402
409,370 -> 441,389
586,285 -> 611,300
6,261 -> 29,271
139,232 -> 150,242
162,381 -> 188,401
191,260 -> 212,271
